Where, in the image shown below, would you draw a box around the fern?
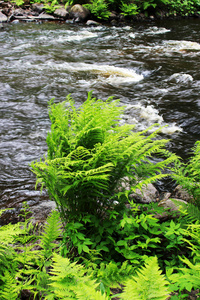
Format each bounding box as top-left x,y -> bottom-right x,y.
121,256 -> 170,300
31,92 -> 177,223
172,140 -> 200,207
40,210 -> 62,257
0,270 -> 19,300
97,260 -> 134,289
169,256 -> 200,292
47,253 -> 100,299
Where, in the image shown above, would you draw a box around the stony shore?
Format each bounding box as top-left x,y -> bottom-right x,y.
1,0 -> 200,27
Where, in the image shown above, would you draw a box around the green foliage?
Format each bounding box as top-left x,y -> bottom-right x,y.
43,0 -> 61,13
11,0 -> 24,6
47,253 -> 101,299
0,203 -> 200,298
120,2 -> 138,16
167,0 -> 200,15
167,223 -> 200,296
40,210 -> 62,258
172,140 -> 200,207
31,92 -> 177,225
121,256 -> 170,300
84,0 -> 111,19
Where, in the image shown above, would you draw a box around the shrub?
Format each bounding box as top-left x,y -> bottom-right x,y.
172,140 -> 200,207
31,92 -> 177,223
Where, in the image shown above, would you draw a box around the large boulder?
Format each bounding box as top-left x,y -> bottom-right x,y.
70,4 -> 90,22
0,11 -> 8,22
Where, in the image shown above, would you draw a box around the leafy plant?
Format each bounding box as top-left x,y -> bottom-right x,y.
121,256 -> 170,300
120,2 -> 138,16
31,92 -> 177,225
172,140 -> 200,207
84,0 -> 111,19
43,0 -> 61,13
11,0 -> 24,6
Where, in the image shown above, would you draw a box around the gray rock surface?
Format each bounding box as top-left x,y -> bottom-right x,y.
54,6 -> 69,19
0,11 -> 7,22
70,4 -> 90,22
30,200 -> 57,224
130,183 -> 159,203
86,19 -> 100,26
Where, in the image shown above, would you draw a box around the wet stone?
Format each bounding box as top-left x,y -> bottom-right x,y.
54,7 -> 69,19
0,11 -> 7,22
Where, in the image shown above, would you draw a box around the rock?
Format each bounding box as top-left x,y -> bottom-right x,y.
37,12 -> 55,20
0,11 -> 7,22
11,19 -> 20,24
172,185 -> 193,202
32,3 -> 45,13
109,11 -> 118,20
70,4 -> 90,22
30,200 -> 57,224
0,22 -> 4,28
86,19 -> 100,26
158,198 -> 188,212
14,8 -> 26,16
130,183 -> 159,203
54,7 -> 69,19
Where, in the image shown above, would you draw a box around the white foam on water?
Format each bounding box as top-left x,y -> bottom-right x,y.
129,33 -> 136,39
122,103 -> 182,134
33,61 -> 144,85
144,26 -> 171,35
37,30 -> 98,44
168,73 -> 193,84
13,42 -> 33,50
163,40 -> 200,52
133,40 -> 200,57
129,26 -> 170,39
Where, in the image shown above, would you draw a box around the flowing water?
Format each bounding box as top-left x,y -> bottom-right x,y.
0,19 -> 200,214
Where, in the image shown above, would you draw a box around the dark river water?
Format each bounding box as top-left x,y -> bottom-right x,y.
0,19 -> 200,213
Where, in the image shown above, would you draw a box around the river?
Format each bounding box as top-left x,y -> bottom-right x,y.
0,19 -> 200,214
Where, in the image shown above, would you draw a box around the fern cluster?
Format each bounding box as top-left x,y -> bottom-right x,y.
31,92 -> 177,223
172,141 -> 200,207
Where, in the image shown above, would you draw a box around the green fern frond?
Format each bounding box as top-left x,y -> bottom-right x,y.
121,256 -> 170,300
0,270 -> 19,300
169,256 -> 200,292
48,253 -> 99,299
97,260 -> 134,289
0,222 -> 25,244
40,210 -> 62,256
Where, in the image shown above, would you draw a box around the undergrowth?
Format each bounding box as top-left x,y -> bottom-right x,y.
10,0 -> 200,20
1,92 -> 200,299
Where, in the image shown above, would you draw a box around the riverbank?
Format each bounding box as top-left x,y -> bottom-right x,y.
1,0 -> 200,26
